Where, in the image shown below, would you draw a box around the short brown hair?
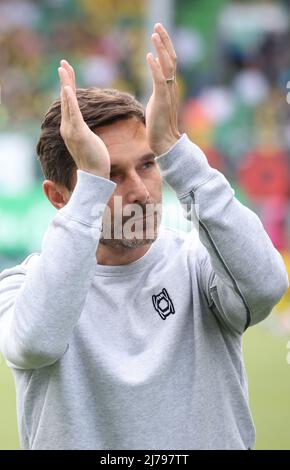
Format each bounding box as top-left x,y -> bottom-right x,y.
36,88 -> 146,190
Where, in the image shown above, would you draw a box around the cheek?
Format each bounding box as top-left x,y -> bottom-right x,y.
148,171 -> 162,200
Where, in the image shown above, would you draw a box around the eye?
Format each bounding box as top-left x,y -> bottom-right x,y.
142,161 -> 155,169
109,172 -> 121,182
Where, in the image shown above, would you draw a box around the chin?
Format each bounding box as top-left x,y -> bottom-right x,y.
117,238 -> 155,249
99,216 -> 161,249
100,228 -> 158,249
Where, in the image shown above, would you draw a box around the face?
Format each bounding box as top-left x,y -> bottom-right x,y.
94,117 -> 163,249
43,117 -> 163,249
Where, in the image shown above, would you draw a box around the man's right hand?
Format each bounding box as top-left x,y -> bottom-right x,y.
58,59 -> 111,179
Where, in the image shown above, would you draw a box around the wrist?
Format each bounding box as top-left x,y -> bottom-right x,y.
153,132 -> 182,156
78,166 -> 110,179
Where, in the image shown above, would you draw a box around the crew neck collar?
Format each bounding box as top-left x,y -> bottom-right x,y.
94,225 -> 166,277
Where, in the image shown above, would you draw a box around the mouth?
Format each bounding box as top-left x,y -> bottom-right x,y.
123,211 -> 156,223
133,212 -> 158,224
134,213 -> 153,221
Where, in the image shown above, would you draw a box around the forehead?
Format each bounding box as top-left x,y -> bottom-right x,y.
95,118 -> 149,159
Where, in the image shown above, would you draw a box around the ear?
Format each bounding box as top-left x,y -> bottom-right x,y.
42,179 -> 71,210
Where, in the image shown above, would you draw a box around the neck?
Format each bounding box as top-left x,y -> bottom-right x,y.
96,241 -> 152,266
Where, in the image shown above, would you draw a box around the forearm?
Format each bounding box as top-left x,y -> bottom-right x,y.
0,170 -> 116,368
155,134 -> 289,330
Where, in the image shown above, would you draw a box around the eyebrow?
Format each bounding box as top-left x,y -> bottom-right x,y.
110,153 -> 156,172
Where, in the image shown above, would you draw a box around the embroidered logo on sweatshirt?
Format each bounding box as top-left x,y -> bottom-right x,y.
152,288 -> 175,320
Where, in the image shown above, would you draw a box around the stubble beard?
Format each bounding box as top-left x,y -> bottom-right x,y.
99,203 -> 162,250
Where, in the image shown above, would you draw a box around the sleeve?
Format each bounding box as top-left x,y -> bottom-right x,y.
0,169 -> 116,369
155,133 -> 289,335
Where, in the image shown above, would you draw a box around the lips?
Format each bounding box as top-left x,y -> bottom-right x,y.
134,213 -> 153,222
122,211 -> 156,223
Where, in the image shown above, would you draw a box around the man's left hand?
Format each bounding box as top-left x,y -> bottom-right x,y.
146,22 -> 181,156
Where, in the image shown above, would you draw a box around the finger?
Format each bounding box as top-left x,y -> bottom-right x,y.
60,59 -> 76,93
151,32 -> 175,79
146,52 -> 167,95
64,85 -> 83,125
58,67 -> 70,122
154,23 -> 177,66
60,60 -> 76,92
58,65 -> 71,88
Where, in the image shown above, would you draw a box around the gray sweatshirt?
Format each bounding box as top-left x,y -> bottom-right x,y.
0,133 -> 288,450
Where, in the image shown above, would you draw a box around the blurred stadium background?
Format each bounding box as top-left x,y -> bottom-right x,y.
0,0 -> 289,450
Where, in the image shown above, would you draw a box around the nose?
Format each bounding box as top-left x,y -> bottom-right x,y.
125,171 -> 150,204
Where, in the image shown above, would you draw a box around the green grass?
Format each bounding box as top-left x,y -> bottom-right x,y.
243,325 -> 290,450
0,324 -> 289,450
0,356 -> 20,449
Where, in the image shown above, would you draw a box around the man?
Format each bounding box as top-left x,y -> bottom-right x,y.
0,23 -> 288,450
